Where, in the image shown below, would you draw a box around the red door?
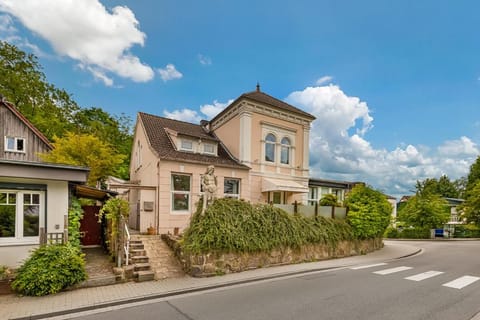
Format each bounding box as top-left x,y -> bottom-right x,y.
80,206 -> 102,246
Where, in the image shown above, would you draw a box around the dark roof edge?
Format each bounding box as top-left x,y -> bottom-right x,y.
0,159 -> 90,171
158,155 -> 250,170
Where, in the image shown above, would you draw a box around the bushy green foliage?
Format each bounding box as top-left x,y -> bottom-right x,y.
384,227 -> 430,239
319,194 -> 340,207
398,194 -> 450,229
68,196 -> 84,248
12,244 -> 86,296
453,224 -> 480,238
345,185 -> 392,239
181,198 -> 353,254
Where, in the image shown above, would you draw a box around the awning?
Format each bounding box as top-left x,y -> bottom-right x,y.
74,185 -> 118,201
262,178 -> 309,193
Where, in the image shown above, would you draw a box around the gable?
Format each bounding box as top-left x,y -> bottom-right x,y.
0,99 -> 53,162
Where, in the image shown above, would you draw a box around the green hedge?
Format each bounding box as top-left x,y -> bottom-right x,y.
384,227 -> 430,239
12,243 -> 87,296
453,225 -> 480,238
181,198 -> 354,254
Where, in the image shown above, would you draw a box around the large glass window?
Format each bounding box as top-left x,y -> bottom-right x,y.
308,187 -> 318,206
0,192 -> 16,238
265,133 -> 276,162
171,174 -> 191,211
224,179 -> 240,199
0,191 -> 43,240
280,137 -> 291,165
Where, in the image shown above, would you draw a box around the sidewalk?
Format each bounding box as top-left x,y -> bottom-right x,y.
0,240 -> 420,320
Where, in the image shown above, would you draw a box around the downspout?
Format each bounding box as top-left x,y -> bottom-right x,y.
156,160 -> 160,234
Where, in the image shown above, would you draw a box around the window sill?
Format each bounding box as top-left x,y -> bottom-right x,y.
170,210 -> 191,215
0,239 -> 39,246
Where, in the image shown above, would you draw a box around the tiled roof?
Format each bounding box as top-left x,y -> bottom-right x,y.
0,97 -> 53,150
139,112 -> 249,169
211,87 -> 316,123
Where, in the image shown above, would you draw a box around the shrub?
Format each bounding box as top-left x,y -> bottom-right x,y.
11,243 -> 87,296
319,194 -> 340,207
453,224 -> 480,238
345,185 -> 392,239
384,227 -> 430,239
68,196 -> 84,248
181,198 -> 353,254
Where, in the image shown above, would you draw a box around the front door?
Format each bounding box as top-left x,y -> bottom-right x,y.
80,205 -> 102,246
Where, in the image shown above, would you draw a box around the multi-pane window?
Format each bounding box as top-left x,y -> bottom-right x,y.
203,143 -> 215,154
0,192 -> 16,238
308,187 -> 318,206
265,133 -> 276,162
224,178 -> 240,199
0,191 -> 42,240
280,137 -> 291,165
5,137 -> 25,152
171,174 -> 191,211
180,139 -> 193,151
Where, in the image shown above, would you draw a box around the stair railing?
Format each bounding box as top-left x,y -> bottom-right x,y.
124,222 -> 130,266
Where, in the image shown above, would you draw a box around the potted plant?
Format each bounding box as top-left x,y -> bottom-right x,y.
0,265 -> 14,295
147,225 -> 156,235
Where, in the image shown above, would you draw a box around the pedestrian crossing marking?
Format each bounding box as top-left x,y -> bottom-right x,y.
350,263 -> 388,270
442,276 -> 480,289
405,271 -> 444,281
373,266 -> 413,275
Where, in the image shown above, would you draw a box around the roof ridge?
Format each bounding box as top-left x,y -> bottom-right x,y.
139,111 -> 202,126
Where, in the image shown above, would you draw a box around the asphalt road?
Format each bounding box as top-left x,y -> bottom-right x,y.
72,241 -> 480,320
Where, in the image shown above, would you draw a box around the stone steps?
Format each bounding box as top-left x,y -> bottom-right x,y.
131,234 -> 185,280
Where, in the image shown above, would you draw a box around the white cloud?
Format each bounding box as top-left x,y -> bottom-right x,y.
163,109 -> 201,124
315,75 -> 333,85
158,64 -> 183,82
0,0 -> 154,84
200,99 -> 233,119
198,54 -> 212,66
286,84 -> 479,198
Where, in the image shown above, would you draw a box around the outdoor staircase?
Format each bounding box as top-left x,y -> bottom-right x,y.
130,234 -> 185,280
128,239 -> 155,282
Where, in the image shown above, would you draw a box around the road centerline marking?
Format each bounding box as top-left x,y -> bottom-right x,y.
373,266 -> 412,275
405,271 -> 444,281
442,276 -> 480,289
350,263 -> 388,270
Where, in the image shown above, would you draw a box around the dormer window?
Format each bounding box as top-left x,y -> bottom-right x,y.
180,139 -> 193,151
5,136 -> 25,153
203,143 -> 215,155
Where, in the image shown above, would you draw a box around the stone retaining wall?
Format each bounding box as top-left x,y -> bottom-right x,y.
162,235 -> 383,277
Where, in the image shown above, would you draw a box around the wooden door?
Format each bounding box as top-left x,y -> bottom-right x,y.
80,205 -> 102,246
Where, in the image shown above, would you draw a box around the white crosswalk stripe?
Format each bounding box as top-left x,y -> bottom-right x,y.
349,263 -> 388,270
373,266 -> 413,275
405,271 -> 444,281
442,276 -> 480,289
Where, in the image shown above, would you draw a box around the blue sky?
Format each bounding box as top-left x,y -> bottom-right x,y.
1,0 -> 480,198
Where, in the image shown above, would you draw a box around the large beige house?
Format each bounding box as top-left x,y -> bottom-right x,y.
127,86 -> 316,234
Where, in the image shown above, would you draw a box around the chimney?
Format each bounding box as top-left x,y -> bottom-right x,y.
200,119 -> 210,133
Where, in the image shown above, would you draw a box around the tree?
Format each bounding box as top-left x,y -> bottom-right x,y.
466,156 -> 480,194
319,194 -> 340,207
0,41 -> 79,139
398,194 -> 450,229
415,175 -> 459,198
39,133 -> 125,186
460,181 -> 480,225
345,185 -> 392,239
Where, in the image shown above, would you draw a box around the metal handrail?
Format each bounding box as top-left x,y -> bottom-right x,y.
124,223 -> 130,266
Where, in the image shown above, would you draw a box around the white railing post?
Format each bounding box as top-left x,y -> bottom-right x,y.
124,223 -> 130,266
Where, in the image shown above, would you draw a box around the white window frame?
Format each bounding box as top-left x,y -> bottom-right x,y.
203,143 -> 216,155
180,139 -> 194,151
171,174 -> 191,214
308,187 -> 318,206
0,190 -> 44,245
5,136 -> 26,153
280,137 -> 291,165
265,133 -> 276,162
224,178 -> 240,199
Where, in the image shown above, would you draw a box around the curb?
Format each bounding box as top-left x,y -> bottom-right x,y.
9,244 -> 424,320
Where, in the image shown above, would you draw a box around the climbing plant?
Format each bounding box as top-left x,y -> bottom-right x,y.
68,196 -> 83,248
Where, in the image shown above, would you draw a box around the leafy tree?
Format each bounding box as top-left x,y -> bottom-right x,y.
398,194 -> 450,229
319,194 -> 340,207
460,181 -> 480,225
415,175 -> 459,198
466,156 -> 480,194
345,185 -> 392,239
0,41 -> 78,139
39,133 -> 125,186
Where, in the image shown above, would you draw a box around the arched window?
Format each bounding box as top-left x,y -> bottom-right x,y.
265,133 -> 276,162
280,137 -> 290,164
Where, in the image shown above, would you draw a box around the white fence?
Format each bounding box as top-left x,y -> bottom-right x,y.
273,203 -> 347,219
